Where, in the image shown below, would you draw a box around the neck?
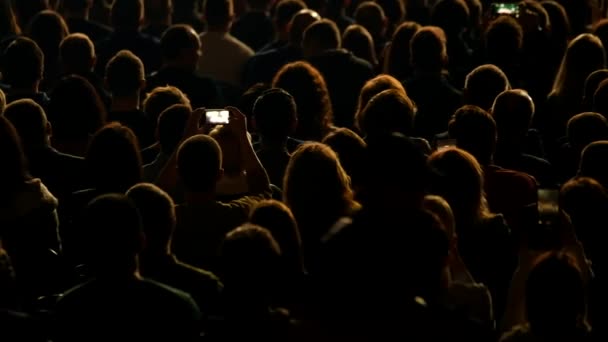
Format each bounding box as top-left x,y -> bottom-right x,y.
207,23 -> 230,33
164,60 -> 193,72
64,10 -> 88,20
185,190 -> 215,203
111,95 -> 140,112
95,256 -> 140,279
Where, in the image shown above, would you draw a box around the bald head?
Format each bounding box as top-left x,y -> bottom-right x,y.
288,9 -> 321,44
492,89 -> 535,139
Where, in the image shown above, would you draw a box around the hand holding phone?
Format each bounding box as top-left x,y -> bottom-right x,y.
490,2 -> 520,18
205,109 -> 230,125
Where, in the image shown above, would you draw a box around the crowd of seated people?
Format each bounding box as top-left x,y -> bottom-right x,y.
0,0 -> 607,341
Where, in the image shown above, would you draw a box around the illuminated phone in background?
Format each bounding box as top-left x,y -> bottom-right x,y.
436,139 -> 457,151
537,188 -> 560,223
490,2 -> 520,18
206,109 -> 230,125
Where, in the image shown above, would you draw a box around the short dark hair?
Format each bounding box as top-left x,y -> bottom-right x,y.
567,112 -> 608,152
353,1 -> 386,39
111,0 -> 144,29
356,74 -> 406,118
177,134 -> 223,192
86,122 -> 143,192
484,15 -> 523,64
160,24 -> 199,61
237,83 -> 271,124
3,99 -> 48,148
143,86 -> 191,131
431,0 -> 469,33
204,0 -> 233,28
275,0 -> 306,29
583,69 -> 608,110
288,9 -> 321,44
2,37 -> 44,87
448,105 -> 497,165
157,104 -> 191,153
60,33 -> 96,73
464,64 -> 511,111
253,88 -> 297,142
322,128 -> 367,187
410,26 -> 446,72
126,183 -> 176,250
358,89 -> 416,137
302,19 -> 341,51
105,50 -> 145,96
491,89 -> 535,139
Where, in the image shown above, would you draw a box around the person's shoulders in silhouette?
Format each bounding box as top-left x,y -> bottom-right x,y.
66,17 -> 113,43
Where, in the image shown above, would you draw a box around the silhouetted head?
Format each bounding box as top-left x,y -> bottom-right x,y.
2,37 -> 43,89
203,0 -> 234,30
541,1 -> 570,44
144,0 -> 173,25
274,0 -> 307,34
26,10 -> 69,63
357,89 -> 416,138
208,125 -> 242,175
3,99 -> 49,150
60,33 -> 96,74
431,0 -> 469,36
160,24 -> 201,70
492,89 -> 535,141
288,9 -> 321,44
272,61 -> 333,141
157,104 -> 190,154
237,83 -> 271,127
552,33 -> 606,98
111,0 -> 144,30
578,140 -> 608,188
583,69 -> 608,110
526,253 -> 586,334
383,21 -> 420,80
353,1 -> 386,41
356,74 -> 406,119
13,0 -> 49,30
593,79 -> 608,120
253,88 -> 297,144
86,123 -> 143,192
0,116 -> 30,200
375,0 -> 404,34
302,19 -> 340,57
567,112 -> 608,154
249,199 -> 304,274
342,24 -> 377,65
593,18 -> 608,52
105,50 -> 146,97
423,195 -> 456,240
410,25 -> 447,73
448,105 -> 497,165
177,134 -> 223,193
83,193 -> 143,273
464,64 -> 511,111
0,0 -> 20,37
143,85 -> 191,132
127,183 -> 176,253
463,0 -> 481,31
47,75 -> 106,143
322,128 -> 367,191
428,147 -> 489,228
484,16 -> 523,68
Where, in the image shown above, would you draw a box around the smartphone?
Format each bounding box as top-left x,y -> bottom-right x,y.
490,2 -> 520,18
537,188 -> 560,222
206,109 -> 229,125
436,139 -> 457,151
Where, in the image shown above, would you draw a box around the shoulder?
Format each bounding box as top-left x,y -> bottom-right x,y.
228,35 -> 255,56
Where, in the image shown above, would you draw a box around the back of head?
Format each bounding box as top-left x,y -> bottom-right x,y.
342,24 -> 376,65
431,0 -> 469,35
484,16 -> 523,66
221,224 -> 281,295
144,0 -> 173,24
448,105 -> 497,165
275,0 -> 307,31
3,99 -> 48,149
492,89 -> 535,139
593,19 -> 608,52
283,142 -> 353,224
143,86 -> 191,129
364,132 -> 429,206
253,88 -> 297,143
583,69 -> 608,110
579,140 -> 608,187
375,0 -> 404,29
160,24 -> 200,65
177,134 -> 223,193
593,79 -> 608,119
203,0 -> 233,29
464,64 -> 511,111
47,74 -> 106,140
541,1 -> 570,42
126,183 -> 176,251
356,74 -> 406,118
422,195 -> 456,238
410,25 -> 447,72
384,21 -> 420,79
302,19 -> 341,57
249,199 -> 303,272
111,0 -> 144,30
84,193 -> 143,268
60,33 -> 96,74
26,10 -> 69,55
86,123 -> 143,192
13,0 -> 49,30
353,1 -> 386,39
288,9 -> 321,44
157,104 -> 191,153
237,83 -> 271,124
322,127 -> 367,187
2,37 -> 43,88
526,253 -> 586,332
552,33 -> 606,96
0,115 -> 29,196
567,112 -> 608,152
358,89 -> 416,138
427,147 -> 486,224
105,50 -> 145,97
